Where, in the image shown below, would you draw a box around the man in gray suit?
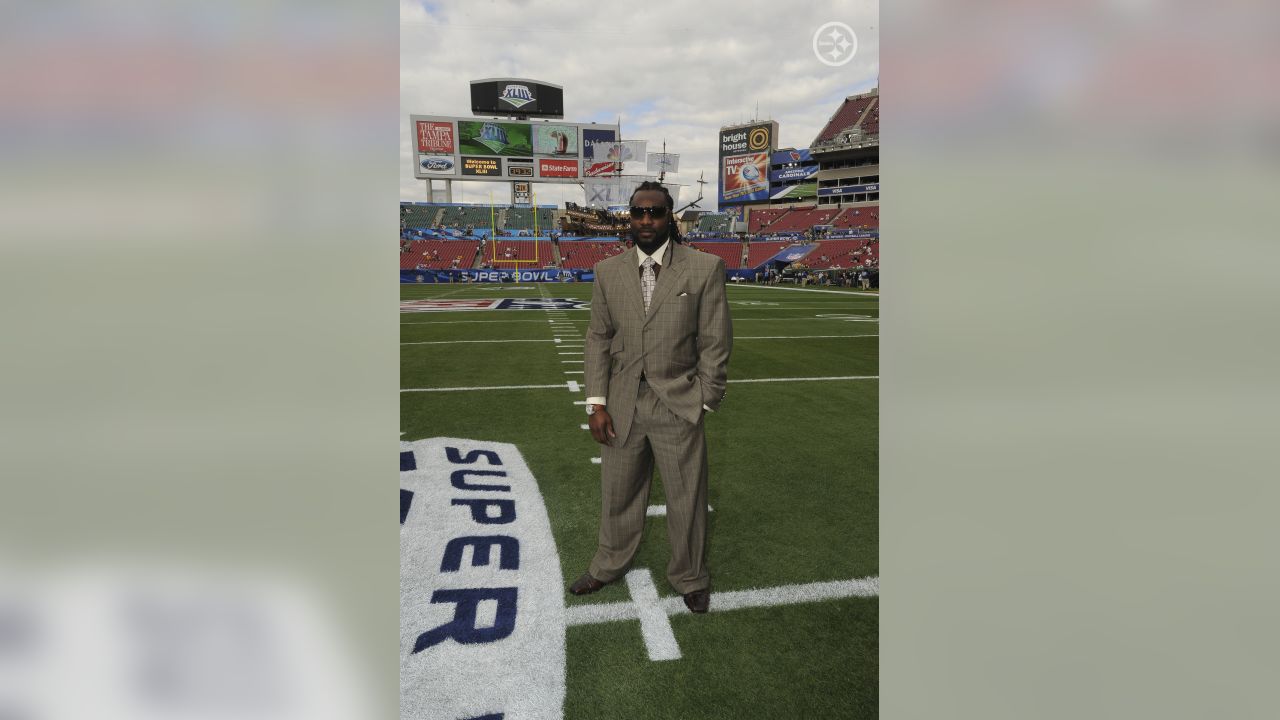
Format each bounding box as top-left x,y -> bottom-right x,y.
568,182 -> 732,614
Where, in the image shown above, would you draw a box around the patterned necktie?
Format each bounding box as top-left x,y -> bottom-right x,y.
641,257 -> 657,313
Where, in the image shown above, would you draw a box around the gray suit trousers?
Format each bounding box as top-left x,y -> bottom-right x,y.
588,381 -> 710,594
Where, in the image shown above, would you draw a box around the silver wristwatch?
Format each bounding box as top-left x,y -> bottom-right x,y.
586,404 -> 604,415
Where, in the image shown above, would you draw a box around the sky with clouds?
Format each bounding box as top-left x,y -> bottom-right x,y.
401,0 -> 878,210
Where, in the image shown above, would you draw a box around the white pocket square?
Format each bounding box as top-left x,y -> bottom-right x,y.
678,291 -> 689,296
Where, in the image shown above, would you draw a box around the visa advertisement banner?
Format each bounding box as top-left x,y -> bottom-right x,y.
721,153 -> 770,203
817,183 -> 879,197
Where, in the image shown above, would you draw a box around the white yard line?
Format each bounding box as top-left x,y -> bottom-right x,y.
401,382 -> 578,393
730,375 -> 878,383
735,334 -> 878,340
402,335 -> 876,346
564,575 -> 879,627
728,285 -> 879,297
401,319 -> 554,325
646,504 -> 713,517
625,570 -> 682,661
402,375 -> 877,392
402,339 -> 555,345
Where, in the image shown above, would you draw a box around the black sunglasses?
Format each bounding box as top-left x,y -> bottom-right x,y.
629,205 -> 668,219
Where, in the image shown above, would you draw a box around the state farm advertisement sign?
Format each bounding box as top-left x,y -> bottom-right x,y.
538,158 -> 578,178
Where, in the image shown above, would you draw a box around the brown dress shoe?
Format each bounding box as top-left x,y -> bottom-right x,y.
683,588 -> 710,614
569,573 -> 608,596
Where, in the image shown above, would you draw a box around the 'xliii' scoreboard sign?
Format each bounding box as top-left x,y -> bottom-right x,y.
470,78 -> 564,119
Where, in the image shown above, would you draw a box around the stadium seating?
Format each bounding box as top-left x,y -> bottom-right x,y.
481,239 -> 555,266
747,208 -> 788,233
763,207 -> 840,233
696,214 -> 732,233
401,205 -> 440,229
860,104 -> 879,136
803,239 -> 879,269
504,207 -> 558,232
744,240 -> 803,267
688,242 -> 745,268
556,239 -> 628,269
401,239 -> 482,270
831,205 -> 880,229
438,205 -> 496,229
813,93 -> 878,144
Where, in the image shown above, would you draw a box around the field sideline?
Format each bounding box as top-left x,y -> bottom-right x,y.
401,280 -> 878,719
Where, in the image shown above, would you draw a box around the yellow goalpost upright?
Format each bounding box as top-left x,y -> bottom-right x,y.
487,188 -> 542,279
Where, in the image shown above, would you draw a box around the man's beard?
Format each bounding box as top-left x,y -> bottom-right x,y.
630,225 -> 668,254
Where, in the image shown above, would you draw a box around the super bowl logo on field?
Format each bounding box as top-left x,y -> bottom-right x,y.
400,438 -> 566,720
499,84 -> 535,109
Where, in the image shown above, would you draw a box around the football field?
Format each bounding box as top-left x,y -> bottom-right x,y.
401,280 -> 878,719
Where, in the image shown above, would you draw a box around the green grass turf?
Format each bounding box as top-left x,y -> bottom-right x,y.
401,280 -> 877,714
566,597 -> 877,720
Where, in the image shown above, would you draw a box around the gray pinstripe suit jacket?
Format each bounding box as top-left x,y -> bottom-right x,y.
584,242 -> 733,445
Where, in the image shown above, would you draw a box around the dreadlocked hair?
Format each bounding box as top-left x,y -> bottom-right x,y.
629,181 -> 684,244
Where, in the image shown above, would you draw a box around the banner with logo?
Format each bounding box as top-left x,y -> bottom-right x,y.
583,176 -> 658,209
417,121 -> 456,153
591,140 -> 646,164
722,153 -> 770,202
537,158 -> 579,179
717,121 -> 776,206
457,121 -> 533,156
719,123 -> 774,157
769,165 -> 818,183
418,155 -> 457,175
771,148 -> 813,165
581,128 -> 617,163
583,161 -> 621,177
646,152 -> 680,173
400,269 -> 585,283
817,183 -> 879,197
